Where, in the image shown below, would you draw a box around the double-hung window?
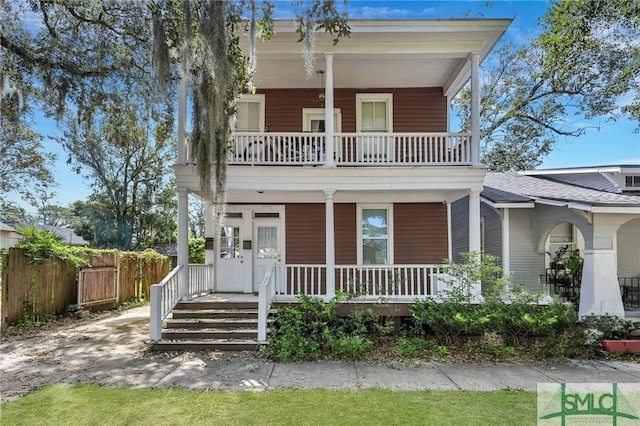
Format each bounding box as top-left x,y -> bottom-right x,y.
356,93 -> 393,161
358,205 -> 393,265
235,94 -> 265,132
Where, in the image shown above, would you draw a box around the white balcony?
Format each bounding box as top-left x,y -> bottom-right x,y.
215,132 -> 472,167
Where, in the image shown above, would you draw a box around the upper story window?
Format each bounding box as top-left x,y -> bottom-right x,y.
624,175 -> 640,189
235,94 -> 265,132
356,93 -> 393,133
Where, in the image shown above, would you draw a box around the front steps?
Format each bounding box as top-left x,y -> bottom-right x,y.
150,300 -> 267,351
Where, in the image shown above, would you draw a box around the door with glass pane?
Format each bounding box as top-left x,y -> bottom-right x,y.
216,220 -> 247,292
253,221 -> 282,292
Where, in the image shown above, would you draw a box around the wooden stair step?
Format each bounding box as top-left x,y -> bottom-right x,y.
171,309 -> 259,319
175,301 -> 258,310
150,339 -> 263,352
162,328 -> 258,340
164,318 -> 260,329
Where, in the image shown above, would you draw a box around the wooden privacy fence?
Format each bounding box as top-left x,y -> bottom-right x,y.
1,248 -> 77,328
118,252 -> 170,301
1,248 -> 170,328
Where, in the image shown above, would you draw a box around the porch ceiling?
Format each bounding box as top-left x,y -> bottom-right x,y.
243,19 -> 511,96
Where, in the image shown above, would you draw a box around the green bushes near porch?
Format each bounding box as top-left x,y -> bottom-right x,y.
262,291 -> 392,361
264,252 -> 638,361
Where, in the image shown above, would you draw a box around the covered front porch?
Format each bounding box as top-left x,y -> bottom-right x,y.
149,261 -> 461,346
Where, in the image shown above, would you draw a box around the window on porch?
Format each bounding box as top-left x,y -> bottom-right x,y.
356,93 -> 393,161
235,94 -> 265,132
358,205 -> 393,265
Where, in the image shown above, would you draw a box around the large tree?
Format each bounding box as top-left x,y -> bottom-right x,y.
0,39 -> 56,200
2,0 -> 349,230
454,0 -> 639,171
152,0 -> 349,222
58,100 -> 177,250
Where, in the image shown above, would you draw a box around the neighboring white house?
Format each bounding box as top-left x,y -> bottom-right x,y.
0,222 -> 22,249
451,167 -> 640,318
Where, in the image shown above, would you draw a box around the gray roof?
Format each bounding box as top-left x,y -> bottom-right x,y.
0,222 -> 18,232
520,164 -> 640,193
484,172 -> 640,207
40,225 -> 89,246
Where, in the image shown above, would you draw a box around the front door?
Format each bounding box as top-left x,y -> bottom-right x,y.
253,221 -> 282,292
216,219 -> 248,292
215,207 -> 284,293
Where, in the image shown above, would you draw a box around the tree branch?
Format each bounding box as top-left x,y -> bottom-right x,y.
1,34 -> 114,78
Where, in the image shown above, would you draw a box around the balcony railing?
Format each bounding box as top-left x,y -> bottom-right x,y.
219,132 -> 471,166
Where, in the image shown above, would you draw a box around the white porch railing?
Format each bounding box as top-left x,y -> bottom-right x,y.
281,264 -> 326,296
337,264 -> 446,300
224,132 -> 471,166
150,264 -> 182,341
258,262 -> 278,342
188,264 -> 214,296
336,133 -> 471,165
276,264 -> 447,300
150,263 -> 214,342
230,132 -> 325,165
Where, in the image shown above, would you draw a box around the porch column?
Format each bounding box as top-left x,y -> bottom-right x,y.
324,52 -> 335,167
324,190 -> 336,298
579,214 -> 625,318
177,66 -> 188,164
502,208 -> 510,273
470,53 -> 480,166
204,201 -> 215,265
468,190 -> 483,300
177,187 -> 190,300
469,190 -> 481,253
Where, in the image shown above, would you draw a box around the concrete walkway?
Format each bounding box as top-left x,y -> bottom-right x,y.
1,305 -> 639,403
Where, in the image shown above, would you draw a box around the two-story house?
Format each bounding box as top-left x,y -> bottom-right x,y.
150,19 -> 512,348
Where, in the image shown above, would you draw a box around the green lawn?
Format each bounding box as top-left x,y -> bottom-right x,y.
1,385 -> 536,425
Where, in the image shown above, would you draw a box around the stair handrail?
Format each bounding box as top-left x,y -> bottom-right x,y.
150,264 -> 184,342
257,262 -> 278,342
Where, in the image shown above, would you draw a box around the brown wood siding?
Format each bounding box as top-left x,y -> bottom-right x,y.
285,204 -> 325,264
394,203 -> 448,264
259,88 -> 446,133
335,203 -> 357,265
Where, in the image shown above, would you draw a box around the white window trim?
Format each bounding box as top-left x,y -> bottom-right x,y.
356,204 -> 394,265
302,108 -> 342,132
355,93 -> 393,133
234,94 -> 265,132
623,175 -> 640,190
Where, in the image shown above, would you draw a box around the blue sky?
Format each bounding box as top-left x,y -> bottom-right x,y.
13,0 -> 640,211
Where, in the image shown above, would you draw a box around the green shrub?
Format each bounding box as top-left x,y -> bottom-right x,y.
580,314 -> 635,340
488,299 -> 575,345
410,298 -> 491,343
396,336 -> 435,357
262,291 -> 378,361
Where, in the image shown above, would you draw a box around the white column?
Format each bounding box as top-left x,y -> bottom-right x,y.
204,201 -> 215,265
501,208 -> 510,273
446,201 -> 452,260
468,190 -> 483,301
177,67 -> 188,164
177,188 -> 190,300
579,250 -> 625,318
324,190 -> 336,298
324,53 -> 335,167
469,190 -> 481,253
470,53 -> 480,166
579,214 -> 625,318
